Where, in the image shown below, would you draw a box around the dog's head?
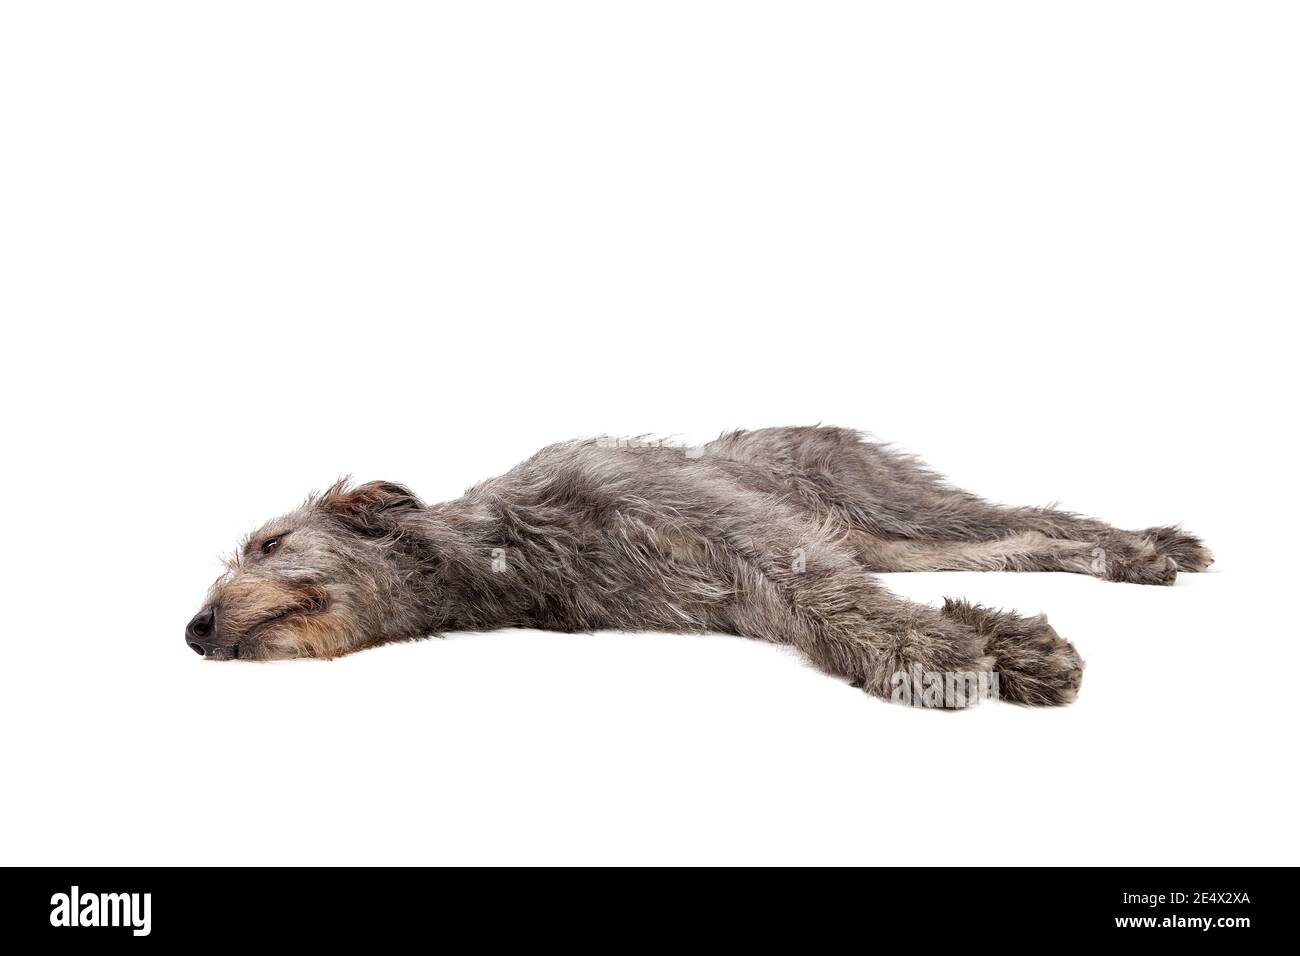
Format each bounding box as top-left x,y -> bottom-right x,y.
186,480 -> 426,660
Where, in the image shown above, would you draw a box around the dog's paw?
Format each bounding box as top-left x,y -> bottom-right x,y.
1143,525 -> 1214,573
991,619 -> 1085,706
1106,550 -> 1180,586
1091,533 -> 1180,586
942,599 -> 1084,706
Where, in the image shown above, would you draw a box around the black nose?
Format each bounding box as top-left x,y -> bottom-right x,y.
186,606 -> 216,655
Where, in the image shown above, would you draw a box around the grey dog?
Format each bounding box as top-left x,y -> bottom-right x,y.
187,426 -> 1211,706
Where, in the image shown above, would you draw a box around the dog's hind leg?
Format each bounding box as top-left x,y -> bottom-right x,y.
847,528 -> 1190,586
849,521 -> 1207,586
850,531 -> 1099,574
707,426 -> 1211,583
880,499 -> 1212,585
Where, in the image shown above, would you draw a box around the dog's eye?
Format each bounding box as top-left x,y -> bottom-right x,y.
261,537 -> 282,556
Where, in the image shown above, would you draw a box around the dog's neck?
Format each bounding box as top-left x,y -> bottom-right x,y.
396,498 -> 529,634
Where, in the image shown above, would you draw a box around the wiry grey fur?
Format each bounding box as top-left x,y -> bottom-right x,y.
188,427 -> 1212,707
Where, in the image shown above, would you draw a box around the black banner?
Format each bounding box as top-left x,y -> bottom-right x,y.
1,867 -> 1283,946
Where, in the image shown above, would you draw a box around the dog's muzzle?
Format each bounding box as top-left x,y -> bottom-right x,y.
185,606 -> 238,658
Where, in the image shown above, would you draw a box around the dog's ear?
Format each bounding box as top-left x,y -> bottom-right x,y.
321,479 -> 423,532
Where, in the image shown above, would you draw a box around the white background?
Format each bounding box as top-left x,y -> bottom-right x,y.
2,2 -> 1296,865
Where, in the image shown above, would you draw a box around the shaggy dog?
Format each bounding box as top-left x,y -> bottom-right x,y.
186,427 -> 1211,706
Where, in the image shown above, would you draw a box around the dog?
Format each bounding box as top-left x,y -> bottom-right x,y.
187,427 -> 1211,706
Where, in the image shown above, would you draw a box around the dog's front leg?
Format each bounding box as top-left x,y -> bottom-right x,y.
726,560 -> 1082,707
